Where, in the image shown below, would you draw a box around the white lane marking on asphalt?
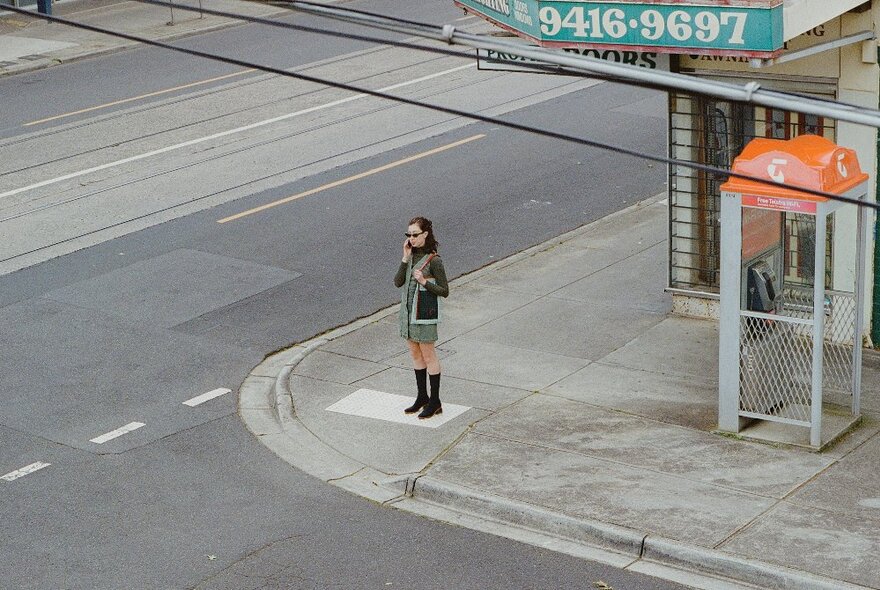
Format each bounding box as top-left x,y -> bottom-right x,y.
1,461 -> 51,481
0,63 -> 475,201
183,387 -> 231,407
89,422 -> 145,444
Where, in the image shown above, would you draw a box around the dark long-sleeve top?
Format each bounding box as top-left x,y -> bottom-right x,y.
394,248 -> 449,298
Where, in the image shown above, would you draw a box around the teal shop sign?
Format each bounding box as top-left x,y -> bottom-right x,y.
454,0 -> 784,57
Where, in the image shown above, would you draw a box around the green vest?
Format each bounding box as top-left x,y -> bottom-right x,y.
399,254 -> 439,343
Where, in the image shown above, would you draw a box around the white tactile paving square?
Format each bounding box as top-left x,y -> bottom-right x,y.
326,388 -> 470,428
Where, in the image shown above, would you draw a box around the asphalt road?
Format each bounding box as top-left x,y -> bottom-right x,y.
0,2 -> 681,588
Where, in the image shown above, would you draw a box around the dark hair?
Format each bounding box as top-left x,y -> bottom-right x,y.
409,216 -> 438,252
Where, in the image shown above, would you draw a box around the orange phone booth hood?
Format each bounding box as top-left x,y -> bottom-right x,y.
720,135 -> 868,202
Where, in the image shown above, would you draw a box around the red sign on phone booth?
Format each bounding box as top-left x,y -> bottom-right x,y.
741,194 -> 817,213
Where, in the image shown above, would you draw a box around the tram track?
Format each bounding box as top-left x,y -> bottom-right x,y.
0,47 -> 472,179
0,34 -> 472,148
0,74 -> 478,218
0,118 -> 469,265
0,9 -> 598,277
0,64 -> 598,275
0,71 -> 593,222
0,58 -> 484,204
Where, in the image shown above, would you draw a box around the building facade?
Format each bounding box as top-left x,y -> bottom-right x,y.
455,0 -> 880,344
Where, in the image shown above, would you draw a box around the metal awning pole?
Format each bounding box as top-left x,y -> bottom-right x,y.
718,192 -> 742,433
752,31 -> 876,68
853,195 -> 869,415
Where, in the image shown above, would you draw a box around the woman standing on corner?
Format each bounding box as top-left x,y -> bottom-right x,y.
394,216 -> 449,419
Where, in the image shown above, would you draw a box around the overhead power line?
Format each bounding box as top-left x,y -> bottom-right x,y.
2,3 -> 877,211
282,0 -> 880,131
138,0 -> 880,132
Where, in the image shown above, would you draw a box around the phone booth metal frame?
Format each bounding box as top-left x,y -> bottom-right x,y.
718,135 -> 870,448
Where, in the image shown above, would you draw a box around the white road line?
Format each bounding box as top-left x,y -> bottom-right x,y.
0,63 -> 475,202
89,422 -> 145,444
183,387 -> 231,407
1,461 -> 51,481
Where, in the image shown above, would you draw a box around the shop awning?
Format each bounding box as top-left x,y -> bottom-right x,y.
784,0 -> 869,40
454,0 -> 871,58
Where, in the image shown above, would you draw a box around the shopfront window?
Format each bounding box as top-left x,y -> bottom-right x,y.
669,93 -> 836,294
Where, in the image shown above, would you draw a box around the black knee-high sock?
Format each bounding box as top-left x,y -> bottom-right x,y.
415,368 -> 428,398
428,372 -> 441,403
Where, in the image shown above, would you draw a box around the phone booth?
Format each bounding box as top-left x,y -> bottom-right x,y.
718,135 -> 871,449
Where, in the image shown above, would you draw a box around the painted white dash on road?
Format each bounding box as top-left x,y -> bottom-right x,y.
90,422 -> 145,444
1,461 -> 51,481
183,387 -> 231,407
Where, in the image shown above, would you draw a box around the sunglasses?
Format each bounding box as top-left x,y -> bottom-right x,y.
404,231 -> 425,238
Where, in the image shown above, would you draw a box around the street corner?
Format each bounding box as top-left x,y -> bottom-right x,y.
238,340 -> 368,482
331,466 -> 413,505
236,344 -> 307,413
238,328 -> 484,495
249,344 -> 311,380
0,37 -> 76,76
287,363 -> 489,477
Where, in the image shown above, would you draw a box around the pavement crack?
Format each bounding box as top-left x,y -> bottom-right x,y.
470,429 -> 782,501
535,388 -> 714,435
779,459 -> 839,502
0,421 -> 89,453
190,534 -> 310,589
420,422 -> 477,471
325,465 -> 368,484
89,411 -> 238,456
712,501 -> 778,550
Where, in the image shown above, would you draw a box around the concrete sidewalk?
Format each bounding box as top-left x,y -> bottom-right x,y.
0,0 -> 287,77
241,196 -> 880,590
